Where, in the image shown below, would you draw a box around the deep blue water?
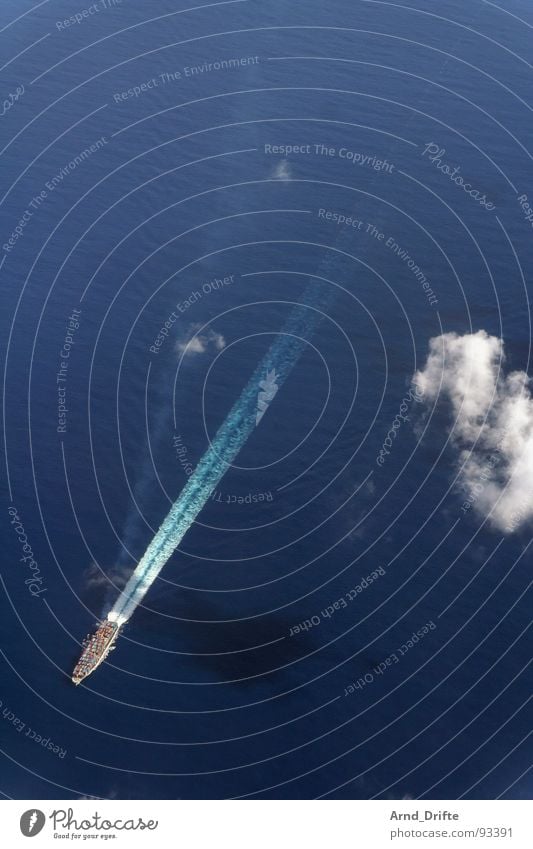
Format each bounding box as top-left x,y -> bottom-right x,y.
1,0 -> 531,799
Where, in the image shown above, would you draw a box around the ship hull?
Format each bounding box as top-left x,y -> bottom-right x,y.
72,619 -> 121,685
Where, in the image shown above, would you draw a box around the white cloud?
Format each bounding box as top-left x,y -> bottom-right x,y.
414,331 -> 533,533
84,561 -> 130,590
176,324 -> 226,356
272,160 -> 291,180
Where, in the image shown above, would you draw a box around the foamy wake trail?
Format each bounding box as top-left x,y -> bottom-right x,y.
109,281 -> 332,624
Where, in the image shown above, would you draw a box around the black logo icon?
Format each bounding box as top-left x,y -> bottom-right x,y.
20,810 -> 46,837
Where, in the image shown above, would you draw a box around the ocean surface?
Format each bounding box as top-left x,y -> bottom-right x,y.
1,0 -> 531,799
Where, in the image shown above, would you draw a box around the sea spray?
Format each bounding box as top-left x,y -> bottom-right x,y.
110,280 -> 333,623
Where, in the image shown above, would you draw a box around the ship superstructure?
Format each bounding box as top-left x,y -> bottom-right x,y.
72,619 -> 121,685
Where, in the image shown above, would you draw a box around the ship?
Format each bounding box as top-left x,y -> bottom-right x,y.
72,619 -> 121,685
